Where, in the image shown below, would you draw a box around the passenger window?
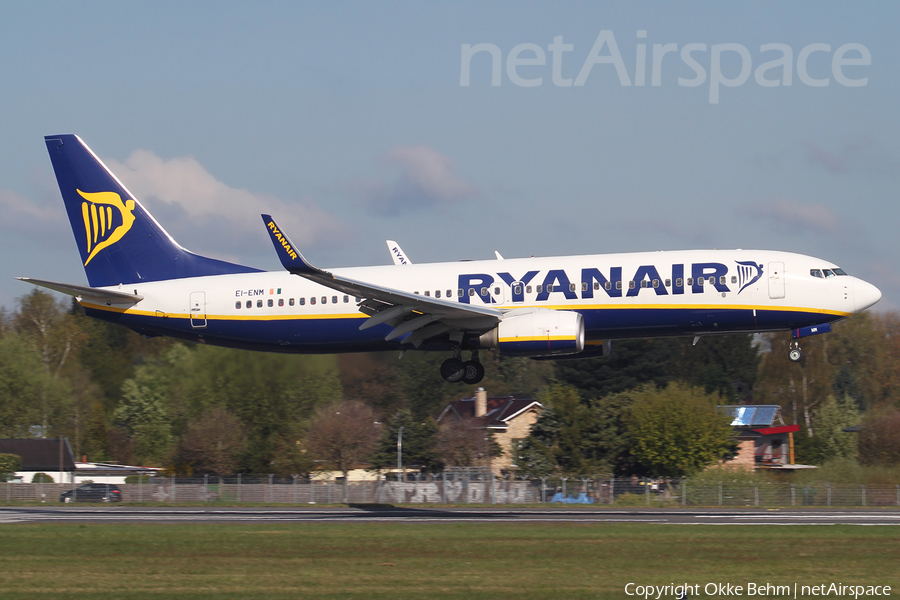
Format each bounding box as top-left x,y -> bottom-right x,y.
582,282 -> 588,292
299,298 -> 305,306
709,276 -> 716,284
468,288 -> 475,296
629,281 -> 636,289
653,279 -> 659,288
480,287 -> 488,297
731,276 -> 737,283
536,284 -> 543,293
343,296 -> 349,303
640,280 -> 647,288
513,285 -> 521,295
605,282 -> 612,291
235,301 -> 241,309
458,289 -> 464,297
526,285 -> 532,294
570,283 -> 577,292
289,298 -> 295,306
698,278 -> 705,286
664,279 -> 671,287
257,299 -> 263,308
267,299 -> 273,307
435,290 -> 441,298
311,297 -> 316,305
494,287 -> 500,295
278,298 -> 284,307
616,281 -> 622,290
593,282 -> 600,291
676,278 -> 683,287
446,290 -> 452,298
719,276 -> 726,285
687,278 -> 694,286
547,284 -> 554,293
246,300 -> 252,309
424,291 -> 430,297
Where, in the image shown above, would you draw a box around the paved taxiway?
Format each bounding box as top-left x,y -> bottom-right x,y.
1,507 -> 899,525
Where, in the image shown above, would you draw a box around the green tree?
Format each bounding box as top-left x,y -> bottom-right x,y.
369,410 -> 442,473
0,454 -> 21,481
627,382 -> 735,477
808,395 -> 860,464
0,333 -> 45,437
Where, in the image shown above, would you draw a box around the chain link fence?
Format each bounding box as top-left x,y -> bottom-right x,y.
4,475 -> 900,507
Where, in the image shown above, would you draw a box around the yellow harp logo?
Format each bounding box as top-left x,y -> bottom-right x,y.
78,189 -> 136,266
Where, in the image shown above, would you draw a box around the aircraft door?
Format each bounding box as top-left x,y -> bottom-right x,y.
190,291 -> 207,328
768,262 -> 785,299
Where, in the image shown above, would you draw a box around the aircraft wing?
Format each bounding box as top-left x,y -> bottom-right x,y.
17,277 -> 143,305
262,215 -> 502,346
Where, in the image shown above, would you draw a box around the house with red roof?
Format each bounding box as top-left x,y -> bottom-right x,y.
436,388 -> 543,476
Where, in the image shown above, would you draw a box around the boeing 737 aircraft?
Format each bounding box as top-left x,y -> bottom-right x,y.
21,135 -> 882,384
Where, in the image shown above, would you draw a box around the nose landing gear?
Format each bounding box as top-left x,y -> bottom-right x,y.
788,340 -> 803,363
440,349 -> 485,384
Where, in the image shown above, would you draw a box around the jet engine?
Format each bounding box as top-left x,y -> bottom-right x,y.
478,308 -> 584,357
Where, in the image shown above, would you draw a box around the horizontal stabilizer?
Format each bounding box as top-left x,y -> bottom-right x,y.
17,277 -> 143,304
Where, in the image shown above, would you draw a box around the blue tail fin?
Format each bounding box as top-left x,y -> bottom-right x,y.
45,135 -> 261,287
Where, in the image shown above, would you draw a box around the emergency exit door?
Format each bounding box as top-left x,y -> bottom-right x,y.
190,291 -> 207,328
768,262 -> 785,299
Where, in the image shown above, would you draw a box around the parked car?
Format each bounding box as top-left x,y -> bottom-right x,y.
59,483 -> 123,503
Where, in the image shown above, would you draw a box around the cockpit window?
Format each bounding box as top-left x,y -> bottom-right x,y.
810,269 -> 824,278
823,269 -> 835,278
833,268 -> 848,276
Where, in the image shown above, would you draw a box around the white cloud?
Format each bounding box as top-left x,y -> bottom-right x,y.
740,199 -> 842,235
0,189 -> 67,225
803,137 -> 897,177
359,145 -> 478,215
103,150 -> 343,258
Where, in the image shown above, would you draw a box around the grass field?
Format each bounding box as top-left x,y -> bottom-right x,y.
0,523 -> 897,599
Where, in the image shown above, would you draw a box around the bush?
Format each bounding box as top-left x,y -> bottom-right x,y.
124,475 -> 152,484
613,492 -> 646,506
31,473 -> 54,483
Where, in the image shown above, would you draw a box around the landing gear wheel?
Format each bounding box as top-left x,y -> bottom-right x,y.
788,342 -> 803,363
462,360 -> 485,385
440,358 -> 466,383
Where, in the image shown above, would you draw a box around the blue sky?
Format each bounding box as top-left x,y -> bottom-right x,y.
1,1 -> 897,311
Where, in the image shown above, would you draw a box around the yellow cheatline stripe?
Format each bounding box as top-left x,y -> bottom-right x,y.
524,303 -> 852,318
499,336 -> 576,343
80,301 -> 367,321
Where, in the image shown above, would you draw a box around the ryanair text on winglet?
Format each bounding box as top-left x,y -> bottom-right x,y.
267,221 -> 298,261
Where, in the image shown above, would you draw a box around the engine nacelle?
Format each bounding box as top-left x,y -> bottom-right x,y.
478,309 -> 585,357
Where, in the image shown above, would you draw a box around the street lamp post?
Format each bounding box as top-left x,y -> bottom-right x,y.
397,426 -> 404,479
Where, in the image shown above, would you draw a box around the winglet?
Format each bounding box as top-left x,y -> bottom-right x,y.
386,240 -> 412,265
261,214 -> 318,275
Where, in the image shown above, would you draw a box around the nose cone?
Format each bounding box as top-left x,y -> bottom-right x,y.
854,278 -> 882,312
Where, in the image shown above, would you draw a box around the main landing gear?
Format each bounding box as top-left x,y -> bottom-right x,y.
440,349 -> 485,384
788,340 -> 803,363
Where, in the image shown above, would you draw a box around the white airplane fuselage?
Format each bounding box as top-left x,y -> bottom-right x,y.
80,249 -> 879,353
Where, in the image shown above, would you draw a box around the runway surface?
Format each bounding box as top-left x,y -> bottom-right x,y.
1,506 -> 899,525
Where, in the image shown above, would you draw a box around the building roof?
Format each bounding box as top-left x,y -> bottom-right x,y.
0,438 -> 76,472
437,396 -> 543,429
719,405 -> 784,427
